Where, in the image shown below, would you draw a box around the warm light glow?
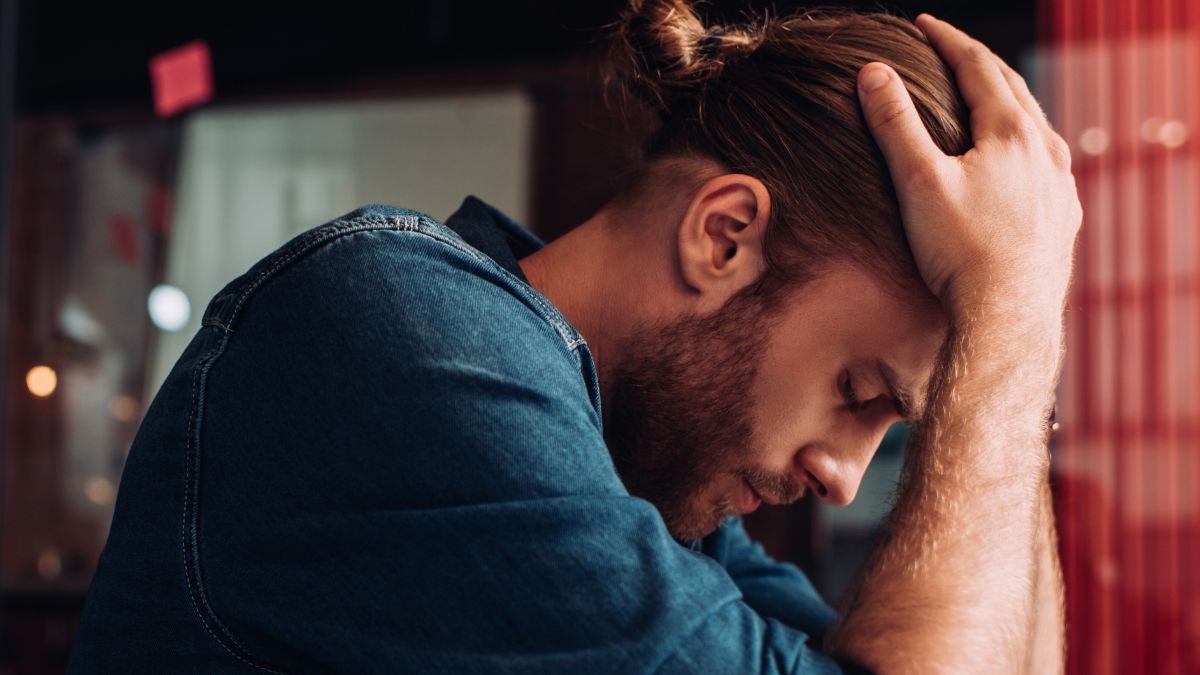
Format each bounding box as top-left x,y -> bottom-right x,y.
148,284 -> 191,332
84,476 -> 116,506
1140,117 -> 1189,148
1078,126 -> 1110,156
108,394 -> 140,422
1158,120 -> 1188,148
36,548 -> 62,580
25,365 -> 57,397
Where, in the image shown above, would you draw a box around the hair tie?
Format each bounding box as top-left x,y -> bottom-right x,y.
697,27 -> 726,61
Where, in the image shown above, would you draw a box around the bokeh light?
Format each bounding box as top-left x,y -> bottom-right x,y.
107,395 -> 140,423
25,365 -> 57,398
1078,126 -> 1110,156
147,284 -> 191,332
84,476 -> 116,506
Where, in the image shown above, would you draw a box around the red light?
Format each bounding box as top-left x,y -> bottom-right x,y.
109,212 -> 139,264
146,183 -> 172,236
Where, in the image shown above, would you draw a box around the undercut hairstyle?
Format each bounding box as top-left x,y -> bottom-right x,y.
607,0 -> 972,301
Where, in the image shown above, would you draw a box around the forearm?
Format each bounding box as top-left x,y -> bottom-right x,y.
827,315 -> 1061,673
835,9 -> 1081,671
1027,482 -> 1065,674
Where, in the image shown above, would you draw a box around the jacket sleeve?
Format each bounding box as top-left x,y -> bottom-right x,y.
702,518 -> 840,643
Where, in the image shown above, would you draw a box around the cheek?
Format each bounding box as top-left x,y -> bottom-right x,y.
744,285 -> 855,468
748,357 -> 833,465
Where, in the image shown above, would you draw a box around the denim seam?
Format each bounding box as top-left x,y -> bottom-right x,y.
203,214 -> 419,332
182,332 -> 287,674
405,219 -> 588,352
203,317 -> 232,332
183,214 -> 418,673
181,211 -> 577,671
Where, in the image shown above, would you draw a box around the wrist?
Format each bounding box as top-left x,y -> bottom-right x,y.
946,282 -> 1065,365
929,312 -> 1063,439
945,265 -> 1070,337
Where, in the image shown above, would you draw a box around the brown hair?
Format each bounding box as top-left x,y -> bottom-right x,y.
607,0 -> 971,300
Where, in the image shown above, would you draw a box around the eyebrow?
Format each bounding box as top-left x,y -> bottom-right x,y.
874,359 -> 923,421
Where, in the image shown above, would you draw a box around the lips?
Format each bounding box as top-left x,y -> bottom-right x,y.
738,479 -> 763,514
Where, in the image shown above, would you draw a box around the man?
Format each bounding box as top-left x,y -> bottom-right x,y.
69,7 -> 1079,674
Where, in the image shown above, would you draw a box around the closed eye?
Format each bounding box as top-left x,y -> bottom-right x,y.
840,372 -> 864,412
841,371 -> 886,414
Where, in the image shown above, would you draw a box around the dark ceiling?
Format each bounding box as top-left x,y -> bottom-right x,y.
12,0 -> 1037,115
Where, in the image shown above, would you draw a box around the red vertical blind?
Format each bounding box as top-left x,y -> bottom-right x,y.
1043,0 -> 1199,672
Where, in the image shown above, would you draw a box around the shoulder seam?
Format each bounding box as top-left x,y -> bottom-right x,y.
202,213 -> 419,334
186,212 -> 420,674
396,221 -> 588,352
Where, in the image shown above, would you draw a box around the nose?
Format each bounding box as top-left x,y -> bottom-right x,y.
793,426 -> 892,506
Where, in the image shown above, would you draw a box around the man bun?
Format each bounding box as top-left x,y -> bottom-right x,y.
608,0 -> 763,115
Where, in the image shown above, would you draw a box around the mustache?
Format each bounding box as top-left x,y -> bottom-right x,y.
737,466 -> 805,504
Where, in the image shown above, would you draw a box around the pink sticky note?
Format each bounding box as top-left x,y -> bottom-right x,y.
149,41 -> 213,117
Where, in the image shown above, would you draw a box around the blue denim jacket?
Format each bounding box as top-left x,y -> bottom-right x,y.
68,198 -> 848,674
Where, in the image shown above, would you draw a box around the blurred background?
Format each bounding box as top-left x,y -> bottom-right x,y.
0,0 -> 1196,673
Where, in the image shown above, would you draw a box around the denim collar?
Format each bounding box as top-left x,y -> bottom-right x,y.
444,196 -> 543,284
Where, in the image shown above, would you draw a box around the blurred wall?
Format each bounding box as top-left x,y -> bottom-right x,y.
149,91 -> 533,396
1039,1 -> 1200,672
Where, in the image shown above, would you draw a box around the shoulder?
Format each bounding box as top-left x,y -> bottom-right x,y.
196,205 -> 611,501
205,204 -> 578,358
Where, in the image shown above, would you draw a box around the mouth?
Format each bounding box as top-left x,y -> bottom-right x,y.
738,479 -> 764,514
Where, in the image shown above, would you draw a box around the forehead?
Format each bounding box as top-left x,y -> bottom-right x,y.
770,263 -> 947,381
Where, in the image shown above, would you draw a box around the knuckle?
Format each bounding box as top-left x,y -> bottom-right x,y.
1048,136 -> 1073,168
904,157 -> 945,191
1003,114 -> 1042,147
868,99 -> 912,131
964,43 -> 994,66
1015,115 -> 1041,141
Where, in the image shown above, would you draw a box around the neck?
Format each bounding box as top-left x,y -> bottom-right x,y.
518,210 -> 645,396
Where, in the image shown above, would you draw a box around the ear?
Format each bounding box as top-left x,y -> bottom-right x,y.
676,174 -> 771,310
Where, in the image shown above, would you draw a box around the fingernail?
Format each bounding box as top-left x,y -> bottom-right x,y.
860,66 -> 890,92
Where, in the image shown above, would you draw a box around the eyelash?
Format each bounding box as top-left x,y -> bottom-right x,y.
841,374 -> 865,412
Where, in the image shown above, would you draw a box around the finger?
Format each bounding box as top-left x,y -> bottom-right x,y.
996,58 -> 1054,133
915,14 -> 1026,140
957,27 -> 1064,144
857,62 -> 948,184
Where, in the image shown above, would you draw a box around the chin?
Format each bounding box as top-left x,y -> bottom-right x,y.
665,517 -> 722,542
663,494 -> 733,541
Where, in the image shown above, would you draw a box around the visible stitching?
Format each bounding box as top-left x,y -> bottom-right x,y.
401,221 -> 589,354
182,211 -> 582,670
201,317 -> 232,332
203,211 -> 582,346
182,332 -> 287,673
183,214 -> 417,673
211,214 -> 418,333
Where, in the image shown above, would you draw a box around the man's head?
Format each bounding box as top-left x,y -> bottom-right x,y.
597,1 -> 971,539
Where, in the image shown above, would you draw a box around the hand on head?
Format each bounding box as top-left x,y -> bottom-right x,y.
856,14 -> 1082,330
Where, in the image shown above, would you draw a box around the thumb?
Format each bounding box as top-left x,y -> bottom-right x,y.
857,63 -> 945,184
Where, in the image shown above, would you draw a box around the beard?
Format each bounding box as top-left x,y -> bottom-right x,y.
603,287 -> 803,541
